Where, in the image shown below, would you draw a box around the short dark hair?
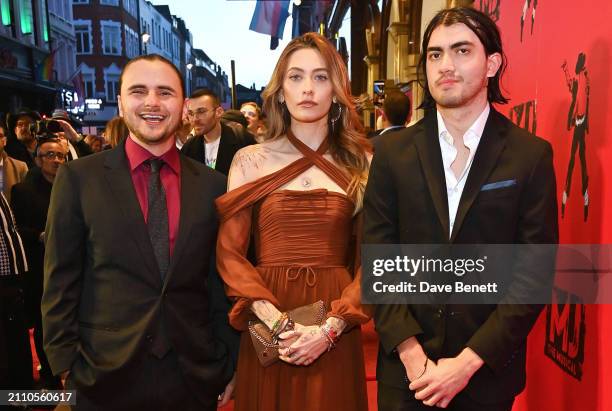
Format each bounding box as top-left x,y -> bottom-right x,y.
119,54 -> 185,97
222,109 -> 248,128
35,137 -> 62,157
418,7 -> 508,109
383,91 -> 411,126
189,88 -> 220,107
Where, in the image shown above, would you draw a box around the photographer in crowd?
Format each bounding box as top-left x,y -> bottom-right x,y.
50,109 -> 92,161
5,108 -> 41,168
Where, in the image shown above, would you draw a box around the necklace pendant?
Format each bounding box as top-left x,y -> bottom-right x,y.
302,177 -> 312,188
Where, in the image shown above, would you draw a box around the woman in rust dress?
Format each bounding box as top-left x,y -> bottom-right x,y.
216,32 -> 372,410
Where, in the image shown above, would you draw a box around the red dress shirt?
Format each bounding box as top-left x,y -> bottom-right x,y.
125,136 -> 181,256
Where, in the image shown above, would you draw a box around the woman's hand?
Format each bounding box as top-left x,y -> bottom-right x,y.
250,300 -> 282,330
277,324 -> 329,366
217,372 -> 237,407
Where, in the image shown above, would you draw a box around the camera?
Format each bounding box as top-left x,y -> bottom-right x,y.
30,119 -> 62,136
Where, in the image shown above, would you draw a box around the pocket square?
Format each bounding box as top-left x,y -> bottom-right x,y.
481,179 -> 517,191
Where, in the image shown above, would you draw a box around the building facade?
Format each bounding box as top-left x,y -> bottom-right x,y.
48,0 -> 80,116
172,15 -> 192,96
48,0 -> 76,83
138,0 -> 170,58
0,0 -> 54,117
73,0 -> 140,128
191,48 -> 230,108
71,0 -> 229,129
235,83 -> 264,109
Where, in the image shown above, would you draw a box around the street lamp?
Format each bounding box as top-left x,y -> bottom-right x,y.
142,32 -> 150,55
186,62 -> 194,95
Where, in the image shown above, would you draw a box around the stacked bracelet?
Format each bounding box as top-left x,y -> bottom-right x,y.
271,312 -> 294,343
320,323 -> 340,351
271,312 -> 288,336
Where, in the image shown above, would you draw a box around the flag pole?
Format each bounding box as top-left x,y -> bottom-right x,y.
231,59 -> 237,110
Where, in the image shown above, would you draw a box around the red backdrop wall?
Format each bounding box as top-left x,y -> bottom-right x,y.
475,1 -> 612,410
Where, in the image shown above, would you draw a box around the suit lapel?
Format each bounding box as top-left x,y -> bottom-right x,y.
450,109 -> 508,242
163,155 -> 199,288
194,136 -> 205,163
215,124 -> 235,175
413,113 -> 450,239
103,145 -> 161,284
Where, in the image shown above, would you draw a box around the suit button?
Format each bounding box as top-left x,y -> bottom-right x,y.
146,334 -> 153,342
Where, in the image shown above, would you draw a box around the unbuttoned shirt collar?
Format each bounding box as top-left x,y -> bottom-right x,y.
437,104 -> 490,238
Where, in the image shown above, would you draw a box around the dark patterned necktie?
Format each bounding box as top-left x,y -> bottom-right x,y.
146,158 -> 169,278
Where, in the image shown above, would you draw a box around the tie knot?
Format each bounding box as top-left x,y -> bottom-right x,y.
147,158 -> 164,173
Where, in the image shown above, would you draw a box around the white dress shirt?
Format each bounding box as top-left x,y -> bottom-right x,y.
437,104 -> 490,238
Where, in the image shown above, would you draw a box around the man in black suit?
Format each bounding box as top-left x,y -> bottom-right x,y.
181,88 -> 255,176
42,54 -> 234,410
364,7 -> 558,411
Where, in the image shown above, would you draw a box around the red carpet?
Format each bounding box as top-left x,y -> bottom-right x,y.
363,320 -> 379,411
31,324 -> 380,410
219,320 -> 379,411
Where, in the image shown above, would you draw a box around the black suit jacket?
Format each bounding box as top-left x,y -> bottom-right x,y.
68,139 -> 93,160
5,136 -> 35,169
181,122 -> 255,176
11,168 -> 52,321
370,126 -> 406,150
42,144 -> 233,404
363,108 -> 558,403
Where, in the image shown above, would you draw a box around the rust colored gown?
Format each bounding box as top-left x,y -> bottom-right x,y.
216,133 -> 370,411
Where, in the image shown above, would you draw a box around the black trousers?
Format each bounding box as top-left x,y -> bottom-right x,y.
0,277 -> 33,390
378,382 -> 514,411
68,350 -> 216,411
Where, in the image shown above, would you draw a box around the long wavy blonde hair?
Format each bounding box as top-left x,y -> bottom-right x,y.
261,32 -> 371,209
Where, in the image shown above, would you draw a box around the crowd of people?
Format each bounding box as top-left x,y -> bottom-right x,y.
0,7 -> 558,411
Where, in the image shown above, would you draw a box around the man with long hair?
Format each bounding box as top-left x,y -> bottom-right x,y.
364,7 -> 558,411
